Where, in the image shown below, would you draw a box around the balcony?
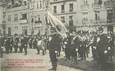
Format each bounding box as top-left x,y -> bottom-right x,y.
7,1 -> 28,9
90,20 -> 107,26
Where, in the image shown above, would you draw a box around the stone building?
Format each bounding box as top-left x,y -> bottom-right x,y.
3,0 -> 47,35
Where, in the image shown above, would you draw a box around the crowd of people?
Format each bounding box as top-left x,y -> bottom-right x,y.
0,34 -> 48,56
0,27 -> 114,71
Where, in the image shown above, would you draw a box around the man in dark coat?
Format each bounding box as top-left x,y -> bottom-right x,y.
72,35 -> 81,63
21,35 -> 28,55
64,33 -> 72,60
0,35 -> 3,57
5,37 -> 11,54
48,32 -> 61,71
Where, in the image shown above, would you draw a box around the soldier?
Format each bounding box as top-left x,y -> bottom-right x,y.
0,35 -> 3,57
18,36 -> 22,53
33,37 -> 39,54
96,27 -> 109,68
79,33 -> 87,60
72,34 -> 81,63
14,35 -> 19,53
5,37 -> 10,54
48,28 -> 61,71
107,31 -> 114,61
64,32 -> 72,60
9,36 -> 13,53
28,36 -> 33,49
21,35 -> 28,55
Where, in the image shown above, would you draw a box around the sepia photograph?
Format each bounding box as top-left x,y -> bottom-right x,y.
0,0 -> 115,71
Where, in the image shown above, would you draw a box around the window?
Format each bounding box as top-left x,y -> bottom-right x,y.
8,15 -> 11,22
15,26 -> 18,30
107,10 -> 113,23
95,11 -> 100,20
61,16 -> 65,23
40,0 -> 42,9
24,1 -> 27,6
31,18 -> 34,23
61,5 -> 65,13
21,13 -> 27,20
69,16 -> 73,21
69,3 -> 73,12
54,0 -> 57,1
30,2 -> 34,9
82,18 -> 88,25
14,14 -> 18,21
98,0 -> 102,5
84,0 -> 88,5
22,26 -> 28,30
69,16 -> 73,26
37,2 -> 39,9
35,15 -> 42,23
54,6 -> 57,13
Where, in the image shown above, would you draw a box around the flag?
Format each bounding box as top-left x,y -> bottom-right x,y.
47,12 -> 68,38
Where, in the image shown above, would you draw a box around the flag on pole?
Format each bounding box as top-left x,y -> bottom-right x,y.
47,12 -> 68,38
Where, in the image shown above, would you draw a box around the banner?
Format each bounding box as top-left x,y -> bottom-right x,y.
47,12 -> 67,38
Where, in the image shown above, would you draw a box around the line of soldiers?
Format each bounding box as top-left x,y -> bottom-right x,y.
0,34 -> 29,55
0,34 -> 48,56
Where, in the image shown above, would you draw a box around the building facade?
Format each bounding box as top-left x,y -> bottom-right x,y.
50,0 -> 77,32
1,0 -> 115,35
4,0 -> 47,35
50,0 -> 114,33
0,1 -> 4,35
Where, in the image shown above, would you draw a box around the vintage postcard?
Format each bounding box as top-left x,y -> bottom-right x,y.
0,0 -> 115,71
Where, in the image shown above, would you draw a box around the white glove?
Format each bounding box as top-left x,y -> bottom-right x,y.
108,47 -> 111,50
63,46 -> 66,48
55,51 -> 58,53
76,49 -> 78,52
104,50 -> 108,54
64,42 -> 67,44
93,46 -> 96,49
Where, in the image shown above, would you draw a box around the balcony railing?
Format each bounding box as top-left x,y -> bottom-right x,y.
7,1 -> 28,9
90,20 -> 107,25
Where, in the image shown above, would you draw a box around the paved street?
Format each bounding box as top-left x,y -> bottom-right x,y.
0,49 -> 84,71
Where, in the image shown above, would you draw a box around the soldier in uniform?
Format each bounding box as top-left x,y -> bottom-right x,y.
33,37 -> 40,54
96,27 -> 109,68
14,35 -> 19,53
9,36 -> 13,53
5,36 -> 11,54
28,36 -> 33,49
0,35 -> 3,57
72,34 -> 81,63
64,32 -> 72,60
21,35 -> 28,55
48,27 -> 61,71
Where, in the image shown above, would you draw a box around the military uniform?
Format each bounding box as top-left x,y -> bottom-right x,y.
5,37 -> 11,54
72,36 -> 81,63
21,36 -> 28,55
13,37 -> 19,53
48,33 -> 61,71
